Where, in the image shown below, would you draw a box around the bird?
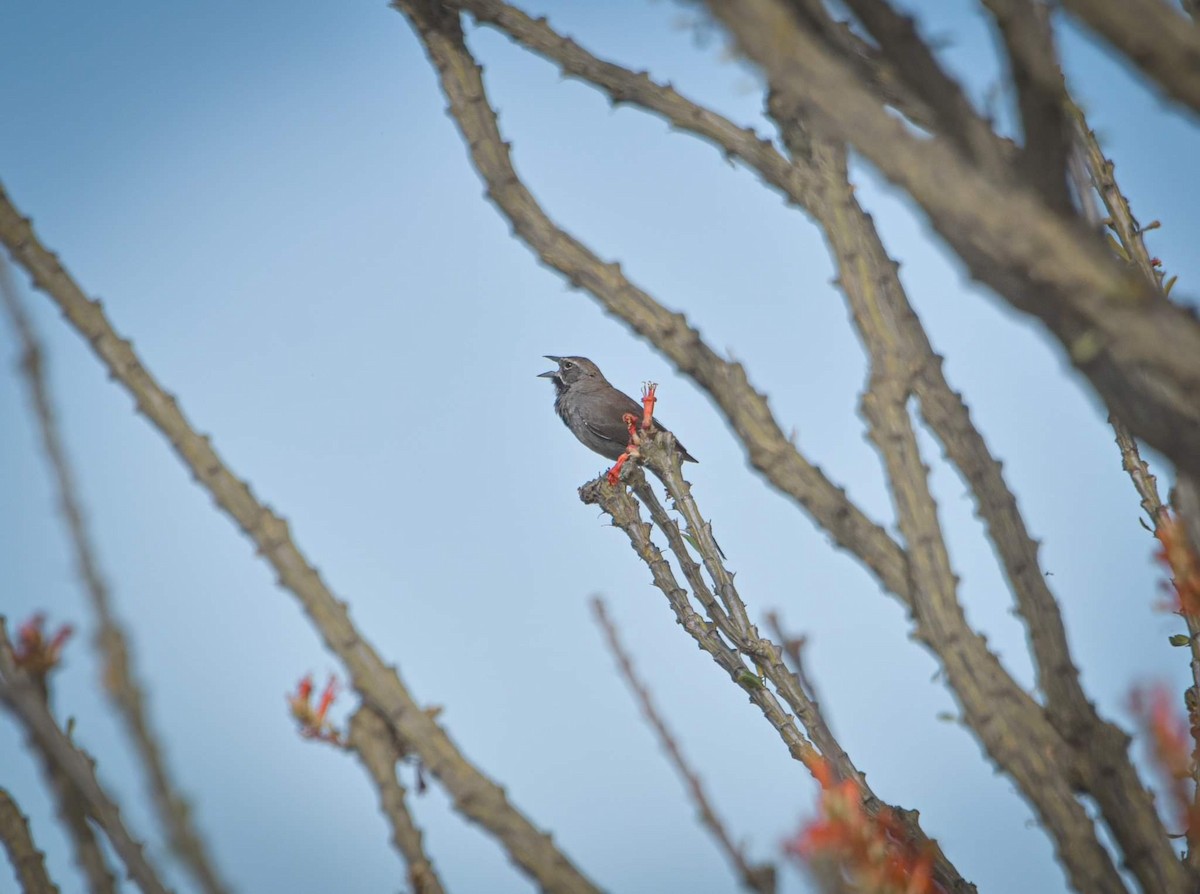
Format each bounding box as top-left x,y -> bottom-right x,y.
541,355 -> 725,558
538,355 -> 697,464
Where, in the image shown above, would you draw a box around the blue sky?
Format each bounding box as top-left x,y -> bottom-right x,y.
1,2 -> 1197,892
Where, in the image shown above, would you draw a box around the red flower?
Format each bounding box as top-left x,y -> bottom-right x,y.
640,382 -> 658,429
1130,683 -> 1198,845
1155,511 -> 1200,618
785,758 -> 937,894
288,674 -> 344,747
12,613 -> 74,679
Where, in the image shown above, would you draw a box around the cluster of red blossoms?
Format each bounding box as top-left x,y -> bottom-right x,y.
1130,684 -> 1199,843
1155,510 -> 1200,618
606,382 -> 657,486
12,613 -> 73,680
786,758 -> 937,894
1133,510 -> 1200,845
287,674 -> 344,747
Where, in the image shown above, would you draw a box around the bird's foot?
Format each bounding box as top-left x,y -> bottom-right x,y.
640,382 -> 658,430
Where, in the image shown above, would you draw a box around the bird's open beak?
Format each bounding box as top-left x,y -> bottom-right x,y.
538,355 -> 562,378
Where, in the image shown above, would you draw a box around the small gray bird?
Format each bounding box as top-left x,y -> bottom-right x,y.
538,355 -> 698,464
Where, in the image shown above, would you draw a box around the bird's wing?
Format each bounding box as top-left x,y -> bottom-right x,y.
573,387 -> 644,447
583,418 -> 632,447
584,413 -> 697,461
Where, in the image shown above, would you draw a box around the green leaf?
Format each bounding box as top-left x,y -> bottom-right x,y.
1169,633 -> 1191,647
736,670 -> 764,690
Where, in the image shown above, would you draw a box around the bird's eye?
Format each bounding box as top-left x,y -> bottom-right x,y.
562,360 -> 574,369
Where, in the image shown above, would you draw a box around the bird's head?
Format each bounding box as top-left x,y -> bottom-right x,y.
537,355 -> 604,389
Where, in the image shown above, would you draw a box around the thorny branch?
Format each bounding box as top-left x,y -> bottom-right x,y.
839,0 -> 1009,174
982,0 -> 1073,212
763,613 -> 856,794
0,253 -> 233,894
1070,103 -> 1165,289
443,0 -> 826,208
438,15 -> 1143,870
828,159 -> 1125,890
20,722 -> 113,892
4,1 -> 1196,891
704,0 -> 1200,483
0,788 -> 60,894
348,708 -> 446,894
591,596 -> 776,894
1071,106 -> 1200,871
584,427 -> 974,894
422,12 -> 1112,834
4,612 -> 117,894
1060,0 -> 1200,116
768,93 -> 1177,892
0,185 -> 602,894
391,0 -> 918,613
396,1 -> 1191,888
0,265 -> 120,894
37,769 -> 115,894
755,3 -> 1174,888
0,619 -> 173,894
580,469 -> 820,769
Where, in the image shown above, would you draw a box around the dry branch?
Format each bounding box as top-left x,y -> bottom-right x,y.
591,597 -> 775,894
763,0 -> 939,132
580,468 -> 820,767
0,788 -> 60,894
834,197 -> 1125,892
1071,103 -> 1165,290
0,184 -> 601,894
0,252 -> 233,894
443,0 -> 825,209
31,733 -> 118,894
1071,109 -> 1200,873
839,0 -> 1008,173
3,3 -> 1192,891
766,95 -> 1083,724
586,434 -> 974,894
391,4 -> 1184,884
704,0 -> 1200,482
1060,0 -> 1200,116
762,614 -> 849,782
432,2 -> 1090,774
390,0 -> 917,614
982,0 -> 1073,211
0,263 -> 118,894
348,708 -> 445,894
0,620 -> 173,894
765,97 -> 1178,890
